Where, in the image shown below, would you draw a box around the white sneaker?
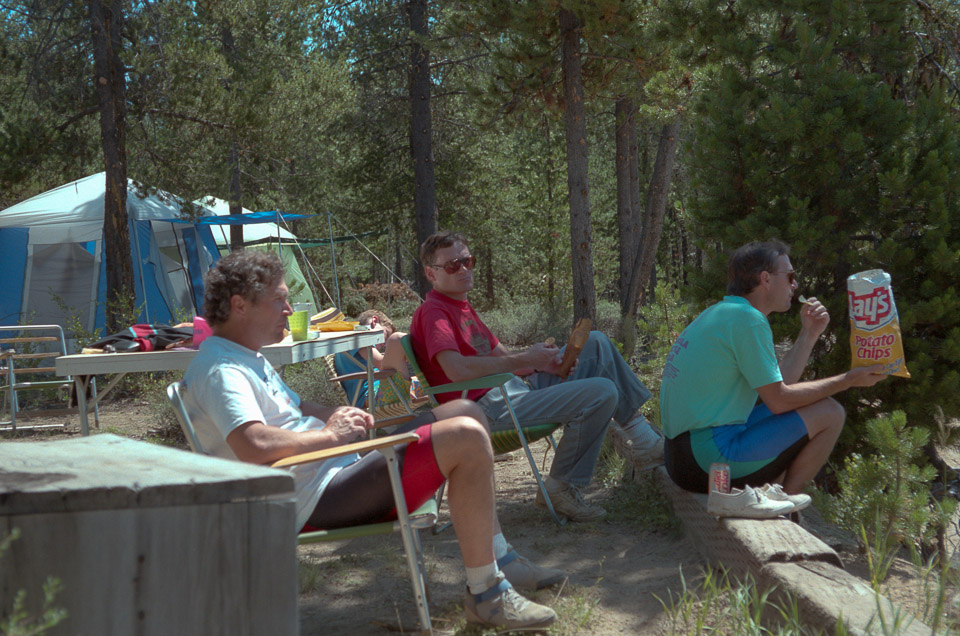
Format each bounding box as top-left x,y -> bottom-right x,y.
707,485 -> 795,519
758,483 -> 812,512
619,414 -> 664,470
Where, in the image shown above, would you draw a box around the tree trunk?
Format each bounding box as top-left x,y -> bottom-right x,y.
229,140 -> 244,251
559,8 -> 596,325
408,0 -> 437,297
616,97 -> 641,311
89,0 -> 133,333
621,118 -> 681,358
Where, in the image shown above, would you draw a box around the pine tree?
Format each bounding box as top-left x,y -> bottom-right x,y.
671,0 -> 960,437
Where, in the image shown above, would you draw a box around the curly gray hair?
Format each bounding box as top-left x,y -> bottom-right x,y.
203,250 -> 285,326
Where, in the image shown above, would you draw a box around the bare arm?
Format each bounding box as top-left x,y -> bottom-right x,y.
435,342 -> 561,383
226,405 -> 373,464
355,345 -> 385,368
779,297 -> 830,384
756,365 -> 887,414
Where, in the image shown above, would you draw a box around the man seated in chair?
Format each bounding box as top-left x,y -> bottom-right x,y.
183,251 -> 562,631
409,231 -> 662,522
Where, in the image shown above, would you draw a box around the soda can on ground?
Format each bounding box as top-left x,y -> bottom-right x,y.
709,463 -> 731,494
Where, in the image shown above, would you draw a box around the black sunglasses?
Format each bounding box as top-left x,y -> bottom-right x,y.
771,270 -> 796,284
431,256 -> 476,274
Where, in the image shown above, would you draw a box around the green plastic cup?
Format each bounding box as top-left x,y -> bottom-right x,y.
289,310 -> 309,341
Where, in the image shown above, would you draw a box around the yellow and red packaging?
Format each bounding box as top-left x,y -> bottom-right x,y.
847,269 -> 910,378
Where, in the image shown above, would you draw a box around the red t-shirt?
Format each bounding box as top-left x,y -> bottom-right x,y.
409,290 -> 500,403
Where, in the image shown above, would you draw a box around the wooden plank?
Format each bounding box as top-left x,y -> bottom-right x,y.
2,501 -> 297,636
11,366 -> 58,375
653,467 -> 842,576
0,336 -> 59,344
247,499 -> 299,636
8,352 -> 60,360
270,432 -> 419,467
0,435 -> 294,514
760,561 -> 933,636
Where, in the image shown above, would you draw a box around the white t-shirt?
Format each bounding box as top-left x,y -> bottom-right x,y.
183,336 -> 358,528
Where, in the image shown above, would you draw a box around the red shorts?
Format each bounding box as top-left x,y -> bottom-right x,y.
305,416 -> 445,530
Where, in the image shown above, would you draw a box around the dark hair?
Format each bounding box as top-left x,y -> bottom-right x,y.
420,230 -> 470,266
203,250 -> 285,326
726,240 -> 790,296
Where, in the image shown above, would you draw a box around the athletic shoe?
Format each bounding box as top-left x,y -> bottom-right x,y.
758,483 -> 812,513
463,572 -> 557,631
498,547 -> 566,591
535,476 -> 607,522
707,485 -> 795,519
619,414 -> 665,470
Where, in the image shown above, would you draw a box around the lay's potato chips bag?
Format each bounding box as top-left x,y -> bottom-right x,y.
847,269 -> 910,378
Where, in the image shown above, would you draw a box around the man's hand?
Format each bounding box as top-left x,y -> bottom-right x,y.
845,364 -> 888,387
326,406 -> 374,445
525,342 -> 563,375
799,296 -> 830,339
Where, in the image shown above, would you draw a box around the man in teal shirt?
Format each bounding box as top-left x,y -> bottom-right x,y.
660,240 -> 886,495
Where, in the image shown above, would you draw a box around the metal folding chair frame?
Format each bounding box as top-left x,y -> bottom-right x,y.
399,335 -> 565,526
166,381 -> 435,634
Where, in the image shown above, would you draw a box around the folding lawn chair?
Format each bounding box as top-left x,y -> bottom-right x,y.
166,381 -> 437,634
399,335 -> 565,526
324,351 -> 430,428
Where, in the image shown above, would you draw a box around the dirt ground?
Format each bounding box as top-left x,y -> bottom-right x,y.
4,401 -> 954,635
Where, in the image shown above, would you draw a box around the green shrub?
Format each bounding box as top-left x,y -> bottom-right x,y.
1,528 -> 66,636
632,282 -> 696,429
477,299 -> 573,348
818,411 -> 955,555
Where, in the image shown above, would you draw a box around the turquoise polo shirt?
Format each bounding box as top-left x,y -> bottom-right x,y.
660,296 -> 782,438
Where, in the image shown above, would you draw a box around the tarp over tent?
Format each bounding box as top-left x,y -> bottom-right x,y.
0,173 -> 221,341
191,197 -> 317,309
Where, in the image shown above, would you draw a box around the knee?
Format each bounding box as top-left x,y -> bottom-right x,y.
386,331 -> 405,347
825,398 -> 846,430
580,377 -> 618,416
443,398 -> 488,426
452,416 -> 494,458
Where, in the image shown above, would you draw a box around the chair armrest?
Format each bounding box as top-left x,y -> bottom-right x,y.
422,372 -> 515,396
372,414 -> 418,430
327,368 -> 399,384
270,431 -> 419,468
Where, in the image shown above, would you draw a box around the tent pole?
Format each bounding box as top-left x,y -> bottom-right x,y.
132,217 -> 150,322
327,212 -> 341,309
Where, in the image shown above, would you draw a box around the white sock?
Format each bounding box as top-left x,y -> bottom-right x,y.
466,562 -> 500,594
493,533 -> 510,561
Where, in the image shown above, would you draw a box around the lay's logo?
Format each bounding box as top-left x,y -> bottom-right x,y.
848,287 -> 893,328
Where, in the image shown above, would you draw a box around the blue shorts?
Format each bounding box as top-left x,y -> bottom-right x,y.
664,404 -> 809,493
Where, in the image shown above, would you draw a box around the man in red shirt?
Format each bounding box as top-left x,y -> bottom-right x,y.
410,231 -> 660,521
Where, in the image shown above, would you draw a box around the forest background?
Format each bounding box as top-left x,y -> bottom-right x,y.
4,0 -> 960,481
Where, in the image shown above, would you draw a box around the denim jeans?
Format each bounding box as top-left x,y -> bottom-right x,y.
476,331 -> 652,486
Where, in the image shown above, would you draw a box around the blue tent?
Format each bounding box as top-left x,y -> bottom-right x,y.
0,173 -> 221,343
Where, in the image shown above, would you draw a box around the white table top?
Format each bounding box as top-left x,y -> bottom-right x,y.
55,329 -> 385,376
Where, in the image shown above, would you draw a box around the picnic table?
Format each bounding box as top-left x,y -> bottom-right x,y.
55,329 -> 385,435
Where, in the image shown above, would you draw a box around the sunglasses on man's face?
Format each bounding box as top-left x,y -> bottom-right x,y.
431,255 -> 476,274
772,270 -> 796,284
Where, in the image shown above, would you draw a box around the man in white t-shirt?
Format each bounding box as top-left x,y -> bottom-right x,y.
183,251 -> 560,631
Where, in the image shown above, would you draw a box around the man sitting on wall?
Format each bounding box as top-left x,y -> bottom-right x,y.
660,240 -> 886,512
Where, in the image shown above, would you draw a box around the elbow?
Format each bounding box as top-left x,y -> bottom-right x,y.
443,366 -> 471,384
765,401 -> 791,415
227,424 -> 279,464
